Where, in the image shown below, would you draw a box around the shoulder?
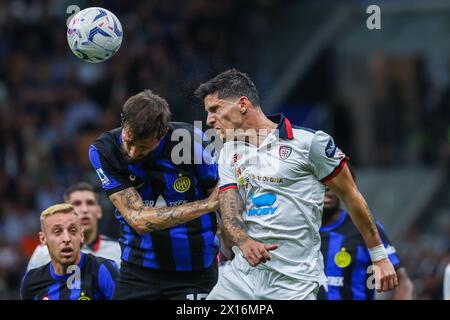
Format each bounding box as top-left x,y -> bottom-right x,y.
291,128 -> 331,147
89,128 -> 126,173
21,263 -> 50,289
84,253 -> 119,273
291,125 -> 317,136
26,263 -> 50,278
301,129 -> 344,163
90,128 -> 121,153
289,126 -> 320,150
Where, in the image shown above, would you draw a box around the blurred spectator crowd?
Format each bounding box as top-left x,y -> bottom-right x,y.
0,0 -> 448,299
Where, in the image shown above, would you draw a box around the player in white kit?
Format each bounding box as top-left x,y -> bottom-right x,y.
195,69 -> 398,300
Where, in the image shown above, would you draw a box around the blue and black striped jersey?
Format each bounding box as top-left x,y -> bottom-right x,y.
20,253 -> 118,300
319,209 -> 401,300
89,122 -> 218,271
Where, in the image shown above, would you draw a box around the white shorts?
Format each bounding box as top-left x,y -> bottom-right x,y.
207,253 -> 320,300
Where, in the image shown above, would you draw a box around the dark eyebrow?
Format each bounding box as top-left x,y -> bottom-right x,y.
207,104 -> 219,111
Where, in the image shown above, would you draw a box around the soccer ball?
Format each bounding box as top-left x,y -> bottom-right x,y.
67,7 -> 123,63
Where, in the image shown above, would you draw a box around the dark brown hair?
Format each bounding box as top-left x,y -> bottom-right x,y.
64,182 -> 99,202
121,90 -> 172,140
194,69 -> 260,107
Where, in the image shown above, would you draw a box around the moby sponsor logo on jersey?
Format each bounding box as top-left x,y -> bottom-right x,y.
247,193 -> 278,217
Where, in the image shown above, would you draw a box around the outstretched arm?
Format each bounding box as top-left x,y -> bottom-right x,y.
219,188 -> 278,267
325,164 -> 398,292
109,187 -> 218,235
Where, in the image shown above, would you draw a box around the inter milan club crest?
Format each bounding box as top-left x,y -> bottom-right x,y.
173,174 -> 191,193
279,145 -> 292,160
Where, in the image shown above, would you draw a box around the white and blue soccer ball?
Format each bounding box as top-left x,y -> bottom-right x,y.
67,7 -> 123,63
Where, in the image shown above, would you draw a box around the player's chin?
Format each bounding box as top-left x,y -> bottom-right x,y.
81,221 -> 93,230
59,250 -> 76,263
126,155 -> 147,162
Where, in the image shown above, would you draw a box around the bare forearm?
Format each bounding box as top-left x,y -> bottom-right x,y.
326,165 -> 382,249
143,200 -> 213,232
110,187 -> 214,234
343,191 -> 382,248
218,227 -> 235,260
219,188 -> 250,246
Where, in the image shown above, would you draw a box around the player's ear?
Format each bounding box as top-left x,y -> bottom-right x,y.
97,206 -> 103,220
238,96 -> 251,113
39,232 -> 47,246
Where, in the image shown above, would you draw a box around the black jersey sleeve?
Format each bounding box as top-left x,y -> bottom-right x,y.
19,271 -> 32,300
89,141 -> 132,196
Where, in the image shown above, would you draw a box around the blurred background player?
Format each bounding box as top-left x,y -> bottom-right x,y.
197,69 -> 397,300
20,204 -> 118,300
444,263 -> 450,300
318,167 -> 414,300
26,182 -> 121,270
89,90 -> 219,299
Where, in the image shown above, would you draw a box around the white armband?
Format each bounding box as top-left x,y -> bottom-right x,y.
369,244 -> 388,262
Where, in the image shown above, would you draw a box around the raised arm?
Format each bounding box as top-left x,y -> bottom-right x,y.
109,187 -> 218,235
324,163 -> 398,292
219,188 -> 278,267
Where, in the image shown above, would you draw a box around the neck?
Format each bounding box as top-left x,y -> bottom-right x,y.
322,208 -> 342,226
240,110 -> 277,146
52,254 -> 81,276
84,228 -> 98,245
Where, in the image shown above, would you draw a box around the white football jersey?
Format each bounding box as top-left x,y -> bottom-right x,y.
218,114 -> 348,282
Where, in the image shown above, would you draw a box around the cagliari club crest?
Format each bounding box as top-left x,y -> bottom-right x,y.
279,145 -> 292,160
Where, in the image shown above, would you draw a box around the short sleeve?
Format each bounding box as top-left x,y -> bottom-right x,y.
218,145 -> 237,192
89,144 -> 132,196
376,221 -> 401,268
308,131 -> 349,182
